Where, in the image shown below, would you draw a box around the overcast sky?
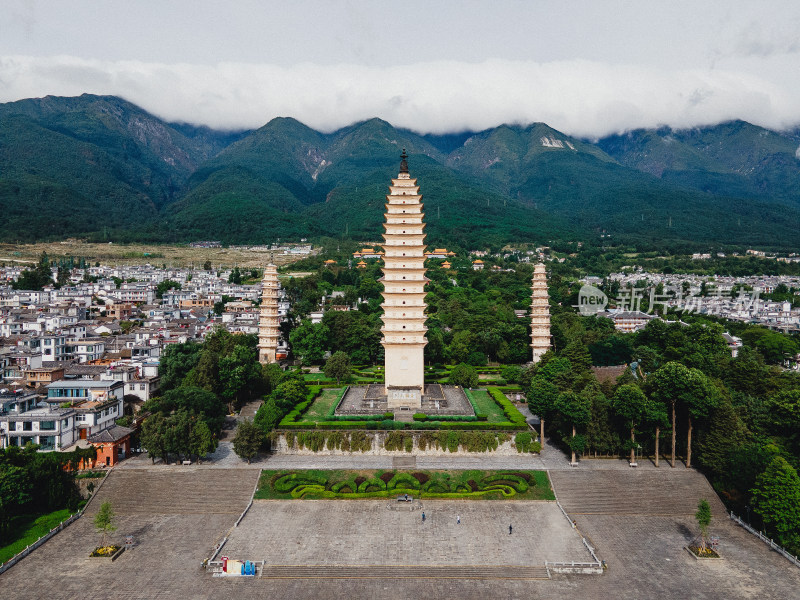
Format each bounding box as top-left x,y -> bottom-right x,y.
1,0 -> 799,137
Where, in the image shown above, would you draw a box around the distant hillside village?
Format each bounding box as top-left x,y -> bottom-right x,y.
581,269 -> 800,338
0,260 -> 293,460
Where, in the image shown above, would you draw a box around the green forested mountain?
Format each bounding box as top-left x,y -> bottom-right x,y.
1,94 -> 798,248
0,94 -> 246,241
598,121 -> 800,207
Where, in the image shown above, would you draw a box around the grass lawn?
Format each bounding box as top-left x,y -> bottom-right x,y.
255,469 -> 554,501
301,388 -> 345,420
0,509 -> 74,564
468,389 -> 507,422
302,373 -> 335,382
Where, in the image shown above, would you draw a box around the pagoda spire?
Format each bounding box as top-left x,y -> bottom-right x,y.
530,262 -> 551,363
258,264 -> 280,364
380,151 -> 427,408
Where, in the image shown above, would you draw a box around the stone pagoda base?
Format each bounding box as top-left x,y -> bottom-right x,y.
336,384 -> 473,417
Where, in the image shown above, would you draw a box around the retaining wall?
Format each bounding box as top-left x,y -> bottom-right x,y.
272,431 -> 535,457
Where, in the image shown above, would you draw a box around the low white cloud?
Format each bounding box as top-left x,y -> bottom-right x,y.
1,55 -> 799,138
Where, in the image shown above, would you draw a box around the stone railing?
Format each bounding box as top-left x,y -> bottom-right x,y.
0,468 -> 113,575
730,512 -> 800,569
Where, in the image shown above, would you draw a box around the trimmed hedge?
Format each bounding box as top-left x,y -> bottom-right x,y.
487,387 -> 527,427
514,432 -> 541,453
413,413 -> 478,422
325,387 -> 348,418
256,468 -> 554,500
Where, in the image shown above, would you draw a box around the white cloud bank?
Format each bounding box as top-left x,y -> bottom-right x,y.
1,55 -> 798,138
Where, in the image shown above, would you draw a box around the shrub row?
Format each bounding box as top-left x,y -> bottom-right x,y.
326,387 -> 349,418
278,386 -> 323,428
514,432 -> 541,453
495,385 -> 523,394
487,387 -> 527,427
412,413 -> 478,422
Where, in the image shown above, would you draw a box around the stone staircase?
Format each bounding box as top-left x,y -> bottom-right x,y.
549,469 -> 726,516
260,565 -> 550,580
87,468 -> 258,516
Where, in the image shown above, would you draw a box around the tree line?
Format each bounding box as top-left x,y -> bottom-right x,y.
526,312 -> 800,554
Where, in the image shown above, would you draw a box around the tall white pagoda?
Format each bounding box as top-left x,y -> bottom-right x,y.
257,264 -> 280,364
380,150 -> 428,409
530,262 -> 551,363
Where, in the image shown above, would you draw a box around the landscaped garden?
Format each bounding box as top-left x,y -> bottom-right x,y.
254,469 -> 554,500
466,389 -> 507,422
278,386 -> 528,431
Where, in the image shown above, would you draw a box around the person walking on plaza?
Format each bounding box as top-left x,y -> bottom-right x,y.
457,515 -> 460,525
422,512 -> 425,523
509,524 -> 513,535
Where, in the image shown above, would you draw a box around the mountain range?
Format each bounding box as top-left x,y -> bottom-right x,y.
1,94 -> 798,249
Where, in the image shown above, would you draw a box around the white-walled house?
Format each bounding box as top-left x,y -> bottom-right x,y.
0,391 -> 77,451
44,380 -> 124,440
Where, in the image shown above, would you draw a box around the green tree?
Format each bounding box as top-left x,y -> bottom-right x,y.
449,363 -> 479,388
556,391 -> 592,464
645,397 -> 669,468
189,420 -> 217,462
289,320 -> 330,365
536,356 -> 574,391
13,252 -> 54,290
752,330 -> 799,365
750,456 -> 800,553
698,397 -> 748,477
324,351 -> 351,384
649,362 -> 695,468
140,413 -> 168,464
0,464 -> 33,536
232,419 -> 263,464
527,377 -> 559,443
271,380 -> 308,411
561,340 -> 592,372
501,365 -> 522,385
682,369 -> 719,468
254,398 -> 284,435
695,499 -> 712,551
155,279 -> 181,299
94,501 -> 117,548
218,344 -> 263,412
763,389 -> 800,455
425,327 -> 447,364
613,384 -> 648,464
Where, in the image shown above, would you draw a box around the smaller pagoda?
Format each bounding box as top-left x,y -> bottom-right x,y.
258,264 -> 280,364
530,263 -> 551,363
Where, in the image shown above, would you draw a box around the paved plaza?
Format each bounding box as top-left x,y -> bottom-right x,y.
3,447 -> 800,599
223,500 -> 588,567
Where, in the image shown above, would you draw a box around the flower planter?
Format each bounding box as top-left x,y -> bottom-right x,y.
89,545 -> 125,561
685,546 -> 722,560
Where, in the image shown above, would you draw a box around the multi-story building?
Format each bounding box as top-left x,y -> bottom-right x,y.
0,391 -> 77,451
44,379 -> 124,440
